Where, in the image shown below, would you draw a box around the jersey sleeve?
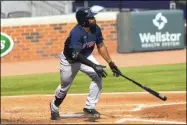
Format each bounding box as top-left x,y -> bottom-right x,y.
69,29 -> 83,50
96,26 -> 104,45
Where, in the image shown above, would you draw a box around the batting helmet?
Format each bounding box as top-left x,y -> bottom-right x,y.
76,8 -> 97,27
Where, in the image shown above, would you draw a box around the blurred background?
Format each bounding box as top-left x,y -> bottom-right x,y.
1,1 -> 186,47
1,1 -> 186,18
1,0 -> 186,70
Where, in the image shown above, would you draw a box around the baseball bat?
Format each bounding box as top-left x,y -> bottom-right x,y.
115,71 -> 167,101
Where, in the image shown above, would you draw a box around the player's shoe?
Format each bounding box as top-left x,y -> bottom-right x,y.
50,100 -> 60,120
83,108 -> 101,118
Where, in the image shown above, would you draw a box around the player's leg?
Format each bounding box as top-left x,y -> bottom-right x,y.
80,54 -> 102,118
50,52 -> 80,120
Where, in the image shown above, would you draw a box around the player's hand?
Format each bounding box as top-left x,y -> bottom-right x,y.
93,64 -> 107,78
109,62 -> 121,77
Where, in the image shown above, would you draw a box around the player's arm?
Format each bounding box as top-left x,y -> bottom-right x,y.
95,25 -> 113,64
97,42 -> 112,63
96,42 -> 121,77
95,25 -> 121,77
72,49 -> 96,68
69,30 -> 107,78
72,49 -> 107,78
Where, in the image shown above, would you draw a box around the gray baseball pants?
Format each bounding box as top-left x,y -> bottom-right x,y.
54,52 -> 102,109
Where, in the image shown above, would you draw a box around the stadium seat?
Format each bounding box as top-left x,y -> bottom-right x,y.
1,13 -> 6,18
7,11 -> 31,18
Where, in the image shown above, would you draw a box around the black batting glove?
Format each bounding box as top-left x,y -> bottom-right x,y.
109,61 -> 121,77
93,64 -> 107,78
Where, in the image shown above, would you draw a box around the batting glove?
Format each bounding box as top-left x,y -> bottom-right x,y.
93,64 -> 107,78
109,61 -> 121,77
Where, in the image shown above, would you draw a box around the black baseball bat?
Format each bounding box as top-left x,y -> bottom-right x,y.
115,71 -> 167,101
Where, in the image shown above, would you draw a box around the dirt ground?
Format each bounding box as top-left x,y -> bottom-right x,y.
1,49 -> 186,124
1,92 -> 186,124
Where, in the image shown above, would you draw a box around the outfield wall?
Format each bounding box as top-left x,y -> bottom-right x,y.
1,12 -> 118,62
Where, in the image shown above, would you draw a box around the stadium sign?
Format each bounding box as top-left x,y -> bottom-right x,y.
132,10 -> 184,51
1,32 -> 14,57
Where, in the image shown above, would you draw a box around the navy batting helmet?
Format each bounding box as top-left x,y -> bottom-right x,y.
76,8 -> 97,27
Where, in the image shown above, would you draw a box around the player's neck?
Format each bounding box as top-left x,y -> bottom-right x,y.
83,27 -> 90,32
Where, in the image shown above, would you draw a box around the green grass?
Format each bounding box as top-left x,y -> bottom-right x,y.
1,63 -> 186,96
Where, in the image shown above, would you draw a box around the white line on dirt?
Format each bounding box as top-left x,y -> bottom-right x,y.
1,91 -> 185,98
114,102 -> 186,124
98,102 -> 186,112
131,102 -> 186,112
131,104 -> 145,111
115,118 -> 186,124
145,102 -> 186,108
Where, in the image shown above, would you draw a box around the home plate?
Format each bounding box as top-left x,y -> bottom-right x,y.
60,113 -> 93,118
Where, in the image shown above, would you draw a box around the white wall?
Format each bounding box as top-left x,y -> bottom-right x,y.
1,11 -> 119,27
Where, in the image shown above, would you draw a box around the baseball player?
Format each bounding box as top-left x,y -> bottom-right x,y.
50,7 -> 121,120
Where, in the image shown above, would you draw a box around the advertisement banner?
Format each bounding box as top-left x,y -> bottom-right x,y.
1,32 -> 14,57
131,10 -> 184,51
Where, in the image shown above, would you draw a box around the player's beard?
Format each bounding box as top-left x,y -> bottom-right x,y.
90,20 -> 97,33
